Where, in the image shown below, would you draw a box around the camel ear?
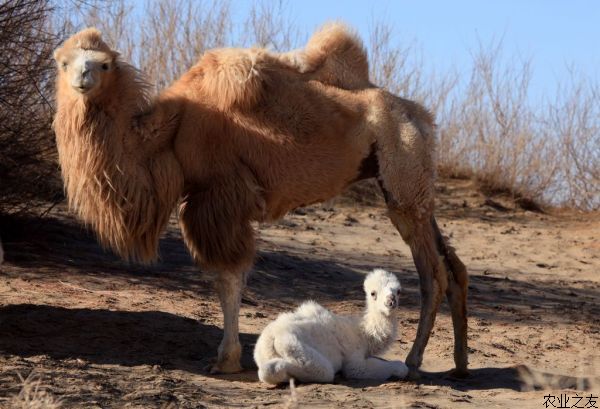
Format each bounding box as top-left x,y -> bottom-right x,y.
111,50 -> 121,61
53,47 -> 62,62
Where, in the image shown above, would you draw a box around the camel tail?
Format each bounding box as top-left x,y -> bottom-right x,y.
431,217 -> 467,287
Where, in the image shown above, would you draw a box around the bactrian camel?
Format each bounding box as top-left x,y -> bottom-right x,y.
254,269 -> 409,384
53,23 -> 468,377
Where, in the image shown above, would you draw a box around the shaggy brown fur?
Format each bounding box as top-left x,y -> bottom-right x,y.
278,22 -> 371,89
53,24 -> 469,377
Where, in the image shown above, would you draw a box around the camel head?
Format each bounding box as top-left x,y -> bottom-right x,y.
364,269 -> 401,316
54,28 -> 119,98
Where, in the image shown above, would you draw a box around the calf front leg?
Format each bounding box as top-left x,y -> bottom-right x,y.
211,270 -> 247,374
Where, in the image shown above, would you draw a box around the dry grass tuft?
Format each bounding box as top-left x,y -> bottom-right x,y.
283,378 -> 299,409
8,373 -> 62,409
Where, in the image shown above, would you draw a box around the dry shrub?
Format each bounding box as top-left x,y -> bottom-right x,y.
2,1 -> 596,214
437,41 -> 599,210
242,0 -> 301,51
368,25 -> 598,210
0,0 -> 62,215
66,0 -> 300,92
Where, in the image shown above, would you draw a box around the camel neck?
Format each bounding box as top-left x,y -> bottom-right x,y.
360,307 -> 398,356
53,64 -> 184,264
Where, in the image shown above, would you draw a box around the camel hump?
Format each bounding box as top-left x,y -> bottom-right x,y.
279,22 -> 371,89
198,48 -> 270,111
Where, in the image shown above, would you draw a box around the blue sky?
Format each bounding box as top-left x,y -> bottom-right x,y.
230,0 -> 599,101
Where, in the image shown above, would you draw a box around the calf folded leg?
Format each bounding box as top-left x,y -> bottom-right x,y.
261,334 -> 335,384
343,355 -> 409,380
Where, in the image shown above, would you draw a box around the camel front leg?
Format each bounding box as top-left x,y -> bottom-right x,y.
211,270 -> 247,374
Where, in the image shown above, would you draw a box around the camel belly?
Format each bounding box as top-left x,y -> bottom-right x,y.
262,151 -> 365,221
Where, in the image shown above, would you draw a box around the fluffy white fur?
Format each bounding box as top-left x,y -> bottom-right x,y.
254,269 -> 408,384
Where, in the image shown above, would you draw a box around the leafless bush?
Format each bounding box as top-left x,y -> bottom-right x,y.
436,40 -> 598,209
65,0 -> 233,91
241,0 -> 301,51
3,0 -> 596,213
0,0 -> 62,215
544,70 -> 599,209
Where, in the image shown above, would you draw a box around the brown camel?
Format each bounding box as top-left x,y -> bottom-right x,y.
52,23 -> 468,377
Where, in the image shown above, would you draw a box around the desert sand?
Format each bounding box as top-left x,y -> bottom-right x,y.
0,178 -> 598,408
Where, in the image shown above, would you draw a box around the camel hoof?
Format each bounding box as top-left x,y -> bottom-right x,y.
406,367 -> 421,381
208,360 -> 244,374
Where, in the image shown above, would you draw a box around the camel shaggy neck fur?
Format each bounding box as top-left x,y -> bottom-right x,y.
53,24 -> 469,377
254,269 -> 408,384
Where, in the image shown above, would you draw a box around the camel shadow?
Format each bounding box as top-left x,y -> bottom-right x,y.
0,304 -> 258,375
290,365 -> 594,392
415,366 -> 595,391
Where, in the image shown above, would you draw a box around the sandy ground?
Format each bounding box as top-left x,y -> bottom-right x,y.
0,178 -> 598,408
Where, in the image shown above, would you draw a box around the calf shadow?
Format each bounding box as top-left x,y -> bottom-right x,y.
0,304 -> 258,374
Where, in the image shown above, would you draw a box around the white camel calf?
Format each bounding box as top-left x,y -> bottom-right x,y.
254,269 -> 408,384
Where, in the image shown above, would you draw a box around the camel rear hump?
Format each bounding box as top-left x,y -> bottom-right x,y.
278,22 -> 370,89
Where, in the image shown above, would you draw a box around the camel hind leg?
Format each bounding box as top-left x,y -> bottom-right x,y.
387,210 -> 469,376
385,207 -> 448,374
432,218 -> 469,376
373,100 -> 468,376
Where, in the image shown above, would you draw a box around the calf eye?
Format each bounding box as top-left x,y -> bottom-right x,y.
370,291 -> 377,298
101,63 -> 109,71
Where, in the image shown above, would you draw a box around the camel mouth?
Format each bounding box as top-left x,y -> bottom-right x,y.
74,85 -> 91,94
71,82 -> 95,94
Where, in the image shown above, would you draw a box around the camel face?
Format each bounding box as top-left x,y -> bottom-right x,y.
55,49 -> 115,97
364,269 -> 401,316
54,28 -> 118,98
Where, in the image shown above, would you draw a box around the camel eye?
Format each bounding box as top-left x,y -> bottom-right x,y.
370,291 -> 376,298
101,63 -> 109,71
61,61 -> 68,71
